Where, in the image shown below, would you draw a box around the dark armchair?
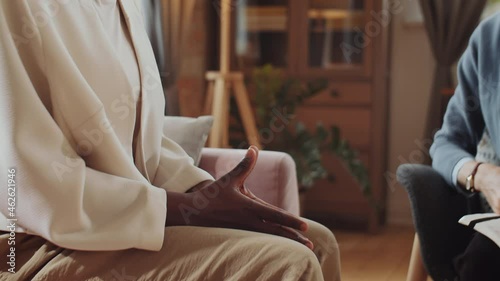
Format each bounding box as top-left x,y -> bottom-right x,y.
396,164 -> 480,281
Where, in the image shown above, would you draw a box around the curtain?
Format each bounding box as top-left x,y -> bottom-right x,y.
141,0 -> 211,116
419,0 -> 487,149
162,0 -> 214,117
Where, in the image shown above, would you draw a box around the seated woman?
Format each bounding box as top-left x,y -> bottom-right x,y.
0,1 -> 340,280
430,12 -> 500,281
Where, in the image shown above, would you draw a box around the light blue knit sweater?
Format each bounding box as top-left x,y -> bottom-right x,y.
431,13 -> 500,199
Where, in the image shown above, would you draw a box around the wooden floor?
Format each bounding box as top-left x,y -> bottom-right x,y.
333,225 -> 419,281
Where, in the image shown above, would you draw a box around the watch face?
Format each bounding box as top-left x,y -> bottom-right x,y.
466,175 -> 473,191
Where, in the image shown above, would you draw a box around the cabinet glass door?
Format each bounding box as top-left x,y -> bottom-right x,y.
306,0 -> 371,74
235,0 -> 290,71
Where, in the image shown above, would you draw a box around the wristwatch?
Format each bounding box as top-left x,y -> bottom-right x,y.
465,162 -> 483,193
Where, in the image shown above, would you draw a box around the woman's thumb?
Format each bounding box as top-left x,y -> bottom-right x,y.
223,146 -> 259,186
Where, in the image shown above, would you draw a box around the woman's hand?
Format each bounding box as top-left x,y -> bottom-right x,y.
475,163 -> 500,214
167,146 -> 313,249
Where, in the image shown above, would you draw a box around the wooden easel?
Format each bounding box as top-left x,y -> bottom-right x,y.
204,0 -> 261,149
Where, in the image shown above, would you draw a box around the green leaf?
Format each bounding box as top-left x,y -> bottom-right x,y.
249,64 -> 378,212
330,126 -> 341,149
314,123 -> 328,142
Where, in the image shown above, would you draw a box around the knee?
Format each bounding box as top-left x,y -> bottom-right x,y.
306,221 -> 340,262
280,242 -> 323,281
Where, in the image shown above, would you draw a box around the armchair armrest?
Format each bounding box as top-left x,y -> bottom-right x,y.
199,148 -> 300,216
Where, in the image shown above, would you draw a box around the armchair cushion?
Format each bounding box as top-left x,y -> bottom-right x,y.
162,116 -> 213,166
199,148 -> 300,216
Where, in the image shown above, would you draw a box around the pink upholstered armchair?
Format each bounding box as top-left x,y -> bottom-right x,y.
199,148 -> 301,216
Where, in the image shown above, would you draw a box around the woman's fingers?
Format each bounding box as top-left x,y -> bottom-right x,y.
253,194 -> 308,231
214,218 -> 313,249
197,146 -> 313,245
253,221 -> 314,249
246,198 -> 307,231
243,187 -> 309,231
194,183 -> 313,249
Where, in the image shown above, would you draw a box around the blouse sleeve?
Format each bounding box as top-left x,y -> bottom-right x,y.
0,0 -> 167,252
152,135 -> 214,193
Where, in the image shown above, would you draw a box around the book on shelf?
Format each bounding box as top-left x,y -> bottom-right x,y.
308,9 -> 364,20
245,6 -> 287,17
245,6 -> 287,32
246,19 -> 287,32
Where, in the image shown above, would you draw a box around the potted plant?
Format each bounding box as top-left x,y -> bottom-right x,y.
251,64 -> 378,211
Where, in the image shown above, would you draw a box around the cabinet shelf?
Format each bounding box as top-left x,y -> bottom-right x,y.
245,6 -> 287,32
309,9 -> 365,31
243,7 -> 365,32
308,9 -> 364,20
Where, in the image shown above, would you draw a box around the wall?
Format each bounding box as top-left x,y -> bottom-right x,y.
386,2 -> 435,225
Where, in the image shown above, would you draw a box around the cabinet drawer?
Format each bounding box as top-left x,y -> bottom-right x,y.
304,152 -> 372,220
305,82 -> 372,106
295,107 -> 371,149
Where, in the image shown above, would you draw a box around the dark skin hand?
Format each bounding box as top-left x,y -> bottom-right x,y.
165,146 -> 314,250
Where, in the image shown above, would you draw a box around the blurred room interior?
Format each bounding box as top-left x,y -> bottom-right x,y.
139,0 -> 500,280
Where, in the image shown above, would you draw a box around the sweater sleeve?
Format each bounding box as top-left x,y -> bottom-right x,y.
429,28 -> 484,188
0,1 -> 166,251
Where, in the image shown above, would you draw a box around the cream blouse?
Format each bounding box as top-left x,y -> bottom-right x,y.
0,0 -> 213,251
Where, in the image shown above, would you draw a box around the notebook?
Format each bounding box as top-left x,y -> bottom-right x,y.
459,213 -> 500,248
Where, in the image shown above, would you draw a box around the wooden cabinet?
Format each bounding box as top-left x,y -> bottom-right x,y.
232,0 -> 390,231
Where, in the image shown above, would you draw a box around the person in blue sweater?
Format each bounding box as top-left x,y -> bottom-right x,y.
430,13 -> 500,281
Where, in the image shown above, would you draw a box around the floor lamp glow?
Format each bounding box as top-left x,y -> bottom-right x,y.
205,0 -> 262,149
